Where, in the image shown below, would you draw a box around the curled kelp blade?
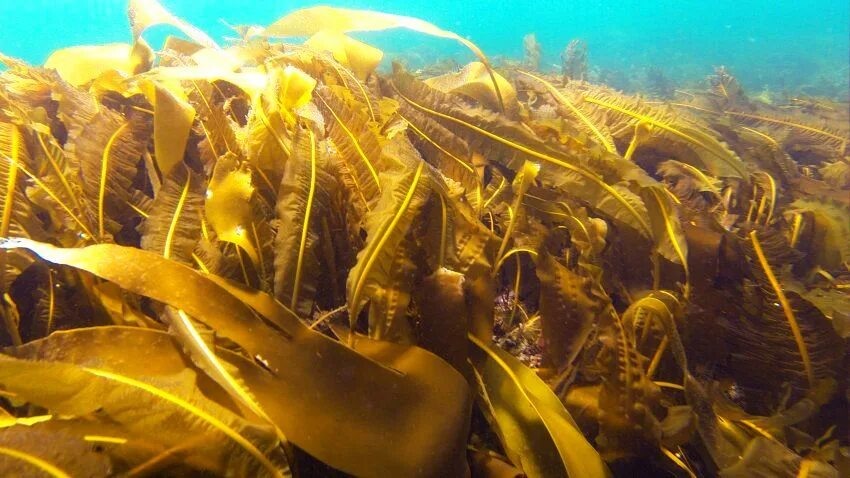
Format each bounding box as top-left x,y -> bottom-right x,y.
0,239 -> 471,478
44,43 -> 152,87
128,0 -> 218,49
263,5 -> 506,111
469,334 -> 611,478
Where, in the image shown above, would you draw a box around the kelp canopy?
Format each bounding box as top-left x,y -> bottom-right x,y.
0,1 -> 848,477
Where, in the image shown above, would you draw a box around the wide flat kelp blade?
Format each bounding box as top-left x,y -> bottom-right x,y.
128,0 -> 218,49
469,334 -> 610,478
44,43 -> 147,87
0,239 -> 470,478
0,356 -> 288,477
263,5 -> 506,111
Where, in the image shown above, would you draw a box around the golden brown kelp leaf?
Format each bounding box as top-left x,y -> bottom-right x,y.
596,301 -> 662,458
425,177 -> 499,279
205,153 -> 260,265
725,109 -> 849,156
393,69 -> 654,239
1,240 -> 471,477
137,79 -> 196,177
819,159 -> 850,189
139,164 -> 205,264
642,186 -> 689,287
162,306 -> 293,468
128,0 -> 218,49
65,108 -> 150,240
263,5 -> 506,111
425,62 -> 519,116
240,65 -> 315,176
304,31 -> 384,81
469,334 -> 610,478
0,356 -> 288,477
273,128 -> 335,317
516,70 -> 617,154
535,251 -> 606,371
0,418 -> 113,477
580,86 -> 749,178
719,437 -> 839,477
347,136 -> 431,339
43,42 -> 152,88
316,85 -> 385,212
787,199 -> 850,272
0,123 -> 40,289
396,103 -> 483,209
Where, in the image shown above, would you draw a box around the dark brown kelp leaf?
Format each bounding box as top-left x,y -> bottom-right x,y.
0,418 -> 113,477
535,251 -> 606,370
0,239 -> 471,478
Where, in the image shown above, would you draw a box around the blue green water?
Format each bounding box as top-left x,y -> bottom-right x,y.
1,0 -> 848,96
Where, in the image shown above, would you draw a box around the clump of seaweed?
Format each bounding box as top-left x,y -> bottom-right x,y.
523,33 -> 542,71
0,2 -> 847,477
562,39 -> 588,82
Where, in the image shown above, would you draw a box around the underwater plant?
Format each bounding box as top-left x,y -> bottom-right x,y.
0,1 -> 847,476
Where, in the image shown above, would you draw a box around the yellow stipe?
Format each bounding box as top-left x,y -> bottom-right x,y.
0,124 -> 20,240
396,88 -> 651,235
674,161 -> 722,199
647,187 -> 689,280
0,446 -> 70,478
749,231 -> 814,387
741,126 -> 780,148
84,367 -> 285,478
437,193 -> 447,268
660,446 -> 696,478
495,247 -> 539,271
646,335 -> 669,378
99,122 -> 130,238
761,172 -> 777,225
797,459 -> 814,478
517,70 -> 616,153
36,132 -> 82,212
292,130 -> 317,311
164,172 -> 192,260
728,111 -> 848,144
84,435 -> 128,444
738,419 -> 778,442
254,105 -> 292,156
481,176 -> 505,210
0,154 -> 95,239
317,94 -> 382,192
790,213 -> 804,249
126,201 -> 149,218
654,381 -> 684,391
191,253 -> 211,274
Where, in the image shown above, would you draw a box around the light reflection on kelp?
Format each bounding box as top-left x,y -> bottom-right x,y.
0,1 -> 847,476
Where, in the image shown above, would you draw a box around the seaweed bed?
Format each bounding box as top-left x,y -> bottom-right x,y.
0,1 -> 848,477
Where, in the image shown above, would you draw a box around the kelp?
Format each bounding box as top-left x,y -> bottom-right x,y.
0,1 -> 846,477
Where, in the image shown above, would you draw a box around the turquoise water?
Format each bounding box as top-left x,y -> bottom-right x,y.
1,0 -> 847,95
